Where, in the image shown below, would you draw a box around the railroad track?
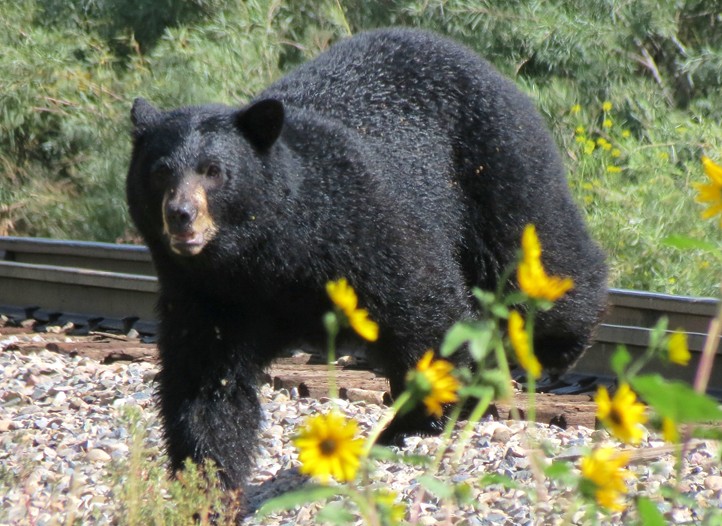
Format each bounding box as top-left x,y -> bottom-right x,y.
1,235 -> 720,398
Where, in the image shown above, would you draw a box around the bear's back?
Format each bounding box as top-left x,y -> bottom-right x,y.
261,28 -> 517,136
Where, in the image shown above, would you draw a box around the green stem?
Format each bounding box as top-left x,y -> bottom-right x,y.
336,485 -> 378,526
323,311 -> 342,400
363,390 -> 413,456
526,305 -> 537,426
693,281 -> 722,393
494,338 -> 523,421
451,388 -> 494,466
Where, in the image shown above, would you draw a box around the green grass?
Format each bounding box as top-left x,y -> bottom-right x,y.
1,0 -> 721,295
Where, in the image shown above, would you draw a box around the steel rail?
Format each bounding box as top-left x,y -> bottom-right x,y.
1,236 -> 720,394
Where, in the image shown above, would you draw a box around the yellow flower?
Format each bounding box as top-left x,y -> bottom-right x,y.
575,125 -> 585,134
611,148 -> 621,158
602,118 -> 613,129
571,104 -> 582,114
410,350 -> 460,418
602,101 -> 613,112
326,278 -> 379,341
668,330 -> 690,366
517,224 -> 574,302
508,310 -> 542,379
595,383 -> 648,445
584,139 -> 596,155
621,129 -> 631,138
694,156 -> 722,227
326,278 -> 358,313
575,135 -> 587,144
661,416 -> 679,443
607,165 -> 622,173
376,490 -> 405,524
580,447 -> 633,512
294,411 -> 364,484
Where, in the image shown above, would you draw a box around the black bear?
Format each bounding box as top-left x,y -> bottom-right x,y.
126,28 -> 607,498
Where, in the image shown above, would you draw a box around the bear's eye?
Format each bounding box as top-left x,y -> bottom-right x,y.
206,163 -> 222,180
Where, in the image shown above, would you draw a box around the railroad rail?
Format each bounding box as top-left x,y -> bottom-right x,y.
1,236 -> 720,397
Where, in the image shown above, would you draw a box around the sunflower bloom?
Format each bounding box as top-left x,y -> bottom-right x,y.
326,278 -> 379,341
508,310 -> 542,379
294,412 -> 364,484
595,383 -> 648,445
408,350 -> 460,417
517,225 -> 574,302
694,156 -> 722,227
580,447 -> 633,512
668,331 -> 691,366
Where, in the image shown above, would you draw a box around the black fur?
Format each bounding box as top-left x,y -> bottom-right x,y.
126,28 -> 607,494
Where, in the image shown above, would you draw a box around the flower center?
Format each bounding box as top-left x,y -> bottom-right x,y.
610,408 -> 623,426
320,438 -> 337,456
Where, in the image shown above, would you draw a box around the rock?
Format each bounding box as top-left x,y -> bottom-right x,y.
86,449 -> 111,463
705,475 -> 722,492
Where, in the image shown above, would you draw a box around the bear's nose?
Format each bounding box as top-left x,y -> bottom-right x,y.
165,201 -> 197,234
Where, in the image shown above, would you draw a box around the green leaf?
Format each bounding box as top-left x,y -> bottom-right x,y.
490,303 -> 509,319
503,292 -> 527,307
479,473 -> 521,490
257,485 -> 343,516
544,461 -> 574,481
610,345 -> 632,378
418,475 -> 455,499
458,385 -> 495,401
317,502 -> 356,524
468,325 -> 495,362
631,375 -> 722,423
636,496 -> 666,526
440,321 -> 479,357
472,289 -> 497,307
662,235 -> 720,254
440,320 -> 494,362
647,317 -> 669,354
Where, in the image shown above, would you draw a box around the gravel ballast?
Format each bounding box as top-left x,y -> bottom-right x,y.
1,332 -> 721,525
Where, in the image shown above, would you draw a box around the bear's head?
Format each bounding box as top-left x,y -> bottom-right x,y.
126,98 -> 285,258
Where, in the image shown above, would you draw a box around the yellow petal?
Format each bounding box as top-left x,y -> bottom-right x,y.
702,156 -> 722,185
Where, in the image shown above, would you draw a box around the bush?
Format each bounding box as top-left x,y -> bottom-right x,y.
1,0 -> 721,294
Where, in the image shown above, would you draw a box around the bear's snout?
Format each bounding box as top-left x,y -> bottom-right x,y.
161,183 -> 217,256
165,199 -> 197,235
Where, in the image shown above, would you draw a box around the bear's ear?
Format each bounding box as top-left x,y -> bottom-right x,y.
130,98 -> 160,131
235,98 -> 284,151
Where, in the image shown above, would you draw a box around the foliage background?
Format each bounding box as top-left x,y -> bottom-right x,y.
1,0 -> 721,295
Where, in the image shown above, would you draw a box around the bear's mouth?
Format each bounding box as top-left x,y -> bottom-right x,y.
169,230 -> 208,256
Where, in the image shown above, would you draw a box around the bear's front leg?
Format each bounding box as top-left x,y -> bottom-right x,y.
157,360 -> 262,491
154,305 -> 265,496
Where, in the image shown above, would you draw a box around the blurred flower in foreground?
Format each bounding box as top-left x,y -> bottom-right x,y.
508,310 -> 542,379
407,350 -> 460,418
294,412 -> 364,484
326,278 -> 379,341
376,490 -> 405,524
668,330 -> 691,366
694,156 -> 722,227
580,447 -> 633,512
595,383 -> 648,445
517,224 -> 574,302
662,416 -> 679,444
